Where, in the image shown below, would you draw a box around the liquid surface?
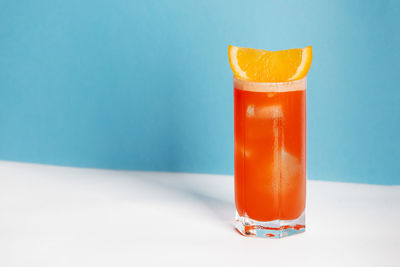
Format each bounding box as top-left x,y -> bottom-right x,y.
234,85 -> 306,221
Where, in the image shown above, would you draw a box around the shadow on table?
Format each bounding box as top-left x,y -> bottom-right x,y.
131,173 -> 235,227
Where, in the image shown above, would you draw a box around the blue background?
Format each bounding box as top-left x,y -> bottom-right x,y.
0,0 -> 399,185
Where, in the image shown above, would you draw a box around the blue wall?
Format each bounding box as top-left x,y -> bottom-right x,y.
0,0 -> 399,184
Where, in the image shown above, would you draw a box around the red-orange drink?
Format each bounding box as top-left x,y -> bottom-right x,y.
234,76 -> 306,237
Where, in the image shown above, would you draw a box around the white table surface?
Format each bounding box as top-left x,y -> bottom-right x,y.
0,161 -> 399,267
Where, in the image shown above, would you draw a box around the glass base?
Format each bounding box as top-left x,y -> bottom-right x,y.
235,211 -> 305,238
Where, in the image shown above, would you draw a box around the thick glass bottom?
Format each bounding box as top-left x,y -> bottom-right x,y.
235,211 -> 305,238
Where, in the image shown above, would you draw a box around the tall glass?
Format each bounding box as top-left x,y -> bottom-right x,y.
234,76 -> 306,238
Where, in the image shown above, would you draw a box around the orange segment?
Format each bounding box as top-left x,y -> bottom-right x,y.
228,45 -> 312,82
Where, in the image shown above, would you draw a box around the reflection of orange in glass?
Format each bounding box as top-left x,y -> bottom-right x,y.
234,79 -> 306,222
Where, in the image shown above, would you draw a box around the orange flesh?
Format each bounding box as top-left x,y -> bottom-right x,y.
229,46 -> 312,82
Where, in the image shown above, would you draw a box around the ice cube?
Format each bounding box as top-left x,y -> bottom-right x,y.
246,105 -> 255,117
235,142 -> 252,158
257,105 -> 283,119
270,149 -> 301,188
281,149 -> 301,180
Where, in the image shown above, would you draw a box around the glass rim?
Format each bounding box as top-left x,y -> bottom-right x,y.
233,76 -> 306,92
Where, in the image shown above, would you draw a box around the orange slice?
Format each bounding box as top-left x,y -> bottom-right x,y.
228,45 -> 312,82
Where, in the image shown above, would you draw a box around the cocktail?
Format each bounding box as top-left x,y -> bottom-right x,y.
228,45 -> 312,238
